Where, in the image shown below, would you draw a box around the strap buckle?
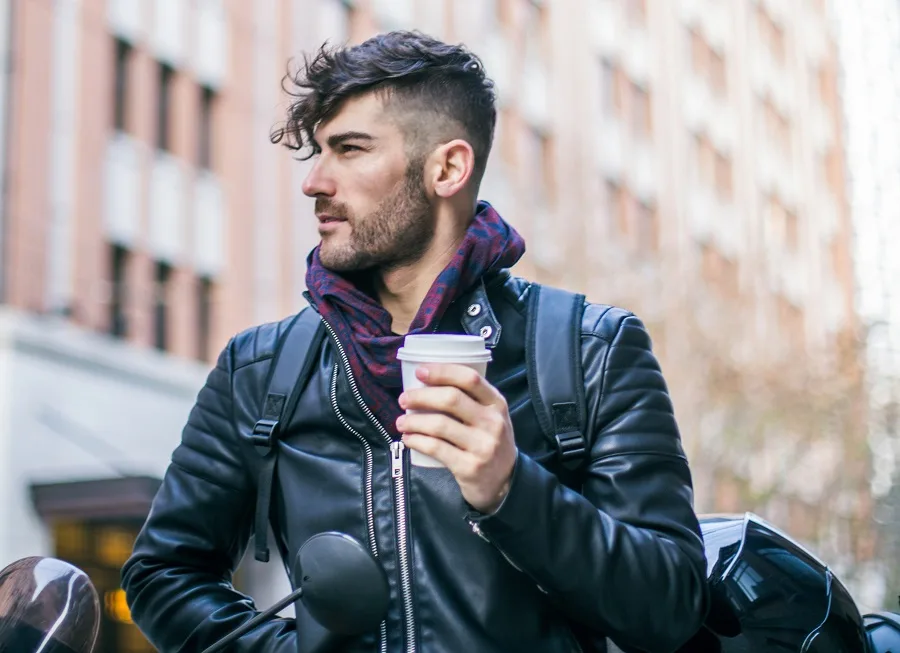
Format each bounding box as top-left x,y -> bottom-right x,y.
251,418 -> 280,449
555,430 -> 586,465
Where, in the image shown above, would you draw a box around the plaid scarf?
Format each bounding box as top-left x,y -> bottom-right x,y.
305,201 -> 526,439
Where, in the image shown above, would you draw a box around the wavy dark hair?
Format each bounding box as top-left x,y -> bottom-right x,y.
271,31 -> 497,184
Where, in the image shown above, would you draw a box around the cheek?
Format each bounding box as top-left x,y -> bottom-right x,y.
343,155 -> 407,205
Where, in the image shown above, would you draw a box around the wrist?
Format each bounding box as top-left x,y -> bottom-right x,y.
469,451 -> 519,515
479,479 -> 511,515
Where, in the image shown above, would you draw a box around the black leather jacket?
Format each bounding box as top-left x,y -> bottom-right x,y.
122,274 -> 709,653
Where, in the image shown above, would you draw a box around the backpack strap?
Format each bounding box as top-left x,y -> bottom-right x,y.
525,284 -> 588,471
251,307 -> 325,562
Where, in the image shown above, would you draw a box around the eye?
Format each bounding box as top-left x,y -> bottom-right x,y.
339,143 -> 365,154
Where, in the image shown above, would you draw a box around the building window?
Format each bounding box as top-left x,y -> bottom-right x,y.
631,82 -> 652,137
198,86 -> 216,169
113,39 -> 132,132
608,63 -> 628,116
605,180 -> 618,231
109,244 -> 129,338
701,242 -> 739,298
599,63 -> 652,135
690,28 -> 727,97
694,133 -> 716,188
690,29 -> 708,76
762,98 -> 791,158
540,131 -> 555,207
757,6 -> 786,64
156,64 -> 175,152
153,261 -> 172,351
197,276 -> 214,361
710,49 -> 727,96
600,59 -> 616,115
636,201 -> 659,251
522,125 -> 554,208
785,209 -> 798,251
776,294 -> 805,351
606,180 -> 629,236
766,195 -> 799,251
714,151 -> 733,200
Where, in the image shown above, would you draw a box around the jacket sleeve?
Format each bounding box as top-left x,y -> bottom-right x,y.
121,339 -> 296,653
470,310 -> 709,652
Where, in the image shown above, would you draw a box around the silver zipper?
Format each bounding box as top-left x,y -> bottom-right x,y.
322,319 -> 417,653
329,365 -> 377,554
468,520 -> 549,595
329,364 -> 388,653
390,441 -> 416,650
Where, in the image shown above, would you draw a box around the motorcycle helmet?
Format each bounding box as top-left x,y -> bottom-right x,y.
678,513 -> 869,652
0,556 -> 100,653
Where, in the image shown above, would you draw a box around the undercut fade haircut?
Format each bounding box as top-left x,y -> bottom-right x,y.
271,30 -> 497,185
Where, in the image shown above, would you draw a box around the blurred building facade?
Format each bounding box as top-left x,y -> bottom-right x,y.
0,0 -> 884,649
832,0 -> 900,608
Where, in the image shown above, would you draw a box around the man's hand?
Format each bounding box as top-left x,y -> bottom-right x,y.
397,364 -> 517,513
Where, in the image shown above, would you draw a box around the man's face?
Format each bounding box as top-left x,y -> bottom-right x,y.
302,92 -> 435,273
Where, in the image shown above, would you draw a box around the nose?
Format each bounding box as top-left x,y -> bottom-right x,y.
302,157 -> 336,198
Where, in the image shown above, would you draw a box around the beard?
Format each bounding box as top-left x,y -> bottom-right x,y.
315,163 -> 435,273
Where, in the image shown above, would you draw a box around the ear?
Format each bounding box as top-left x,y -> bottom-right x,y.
426,139 -> 476,199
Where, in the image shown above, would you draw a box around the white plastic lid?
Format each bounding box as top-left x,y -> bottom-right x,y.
396,334 -> 492,363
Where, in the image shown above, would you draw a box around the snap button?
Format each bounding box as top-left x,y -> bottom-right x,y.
480,325 -> 493,339
466,303 -> 482,317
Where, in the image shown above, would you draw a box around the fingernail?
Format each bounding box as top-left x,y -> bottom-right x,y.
398,393 -> 407,408
396,416 -> 406,429
416,367 -> 430,380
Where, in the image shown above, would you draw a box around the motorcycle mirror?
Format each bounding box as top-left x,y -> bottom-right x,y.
294,532 -> 389,635
0,556 -> 100,653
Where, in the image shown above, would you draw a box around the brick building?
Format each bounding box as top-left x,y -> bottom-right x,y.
0,0 -> 872,649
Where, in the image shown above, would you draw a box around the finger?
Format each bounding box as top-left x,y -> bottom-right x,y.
396,412 -> 479,451
399,386 -> 482,424
415,363 -> 501,406
402,433 -> 469,470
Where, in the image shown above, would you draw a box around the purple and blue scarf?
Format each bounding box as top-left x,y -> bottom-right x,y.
305,201 -> 526,438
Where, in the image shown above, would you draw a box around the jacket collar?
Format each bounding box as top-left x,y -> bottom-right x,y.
303,274 -> 506,349
458,278 -> 502,349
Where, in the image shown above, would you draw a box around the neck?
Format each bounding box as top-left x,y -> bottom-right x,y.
376,210 -> 470,335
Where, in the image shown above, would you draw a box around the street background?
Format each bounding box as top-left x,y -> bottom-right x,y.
0,0 -> 898,651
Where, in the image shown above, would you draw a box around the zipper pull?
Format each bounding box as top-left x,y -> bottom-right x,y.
469,520 -> 491,542
390,440 -> 405,479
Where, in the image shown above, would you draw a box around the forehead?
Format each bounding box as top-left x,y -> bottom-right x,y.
315,92 -> 396,139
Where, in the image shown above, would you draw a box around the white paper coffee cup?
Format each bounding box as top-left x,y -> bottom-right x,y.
397,334 -> 492,467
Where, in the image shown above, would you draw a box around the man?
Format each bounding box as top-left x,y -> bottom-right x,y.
122,31 -> 708,653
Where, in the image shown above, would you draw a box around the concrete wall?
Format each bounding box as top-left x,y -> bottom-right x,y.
0,304 -> 295,610
0,306 -> 207,565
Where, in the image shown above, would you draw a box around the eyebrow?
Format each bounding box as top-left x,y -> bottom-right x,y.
312,131 -> 376,150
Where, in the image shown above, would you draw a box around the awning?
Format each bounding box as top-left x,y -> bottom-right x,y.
30,476 -> 161,521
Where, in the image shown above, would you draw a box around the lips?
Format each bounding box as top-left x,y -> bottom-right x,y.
316,214 -> 346,224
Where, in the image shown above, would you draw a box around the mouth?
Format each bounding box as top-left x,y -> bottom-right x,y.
317,213 -> 348,235
317,214 -> 347,224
